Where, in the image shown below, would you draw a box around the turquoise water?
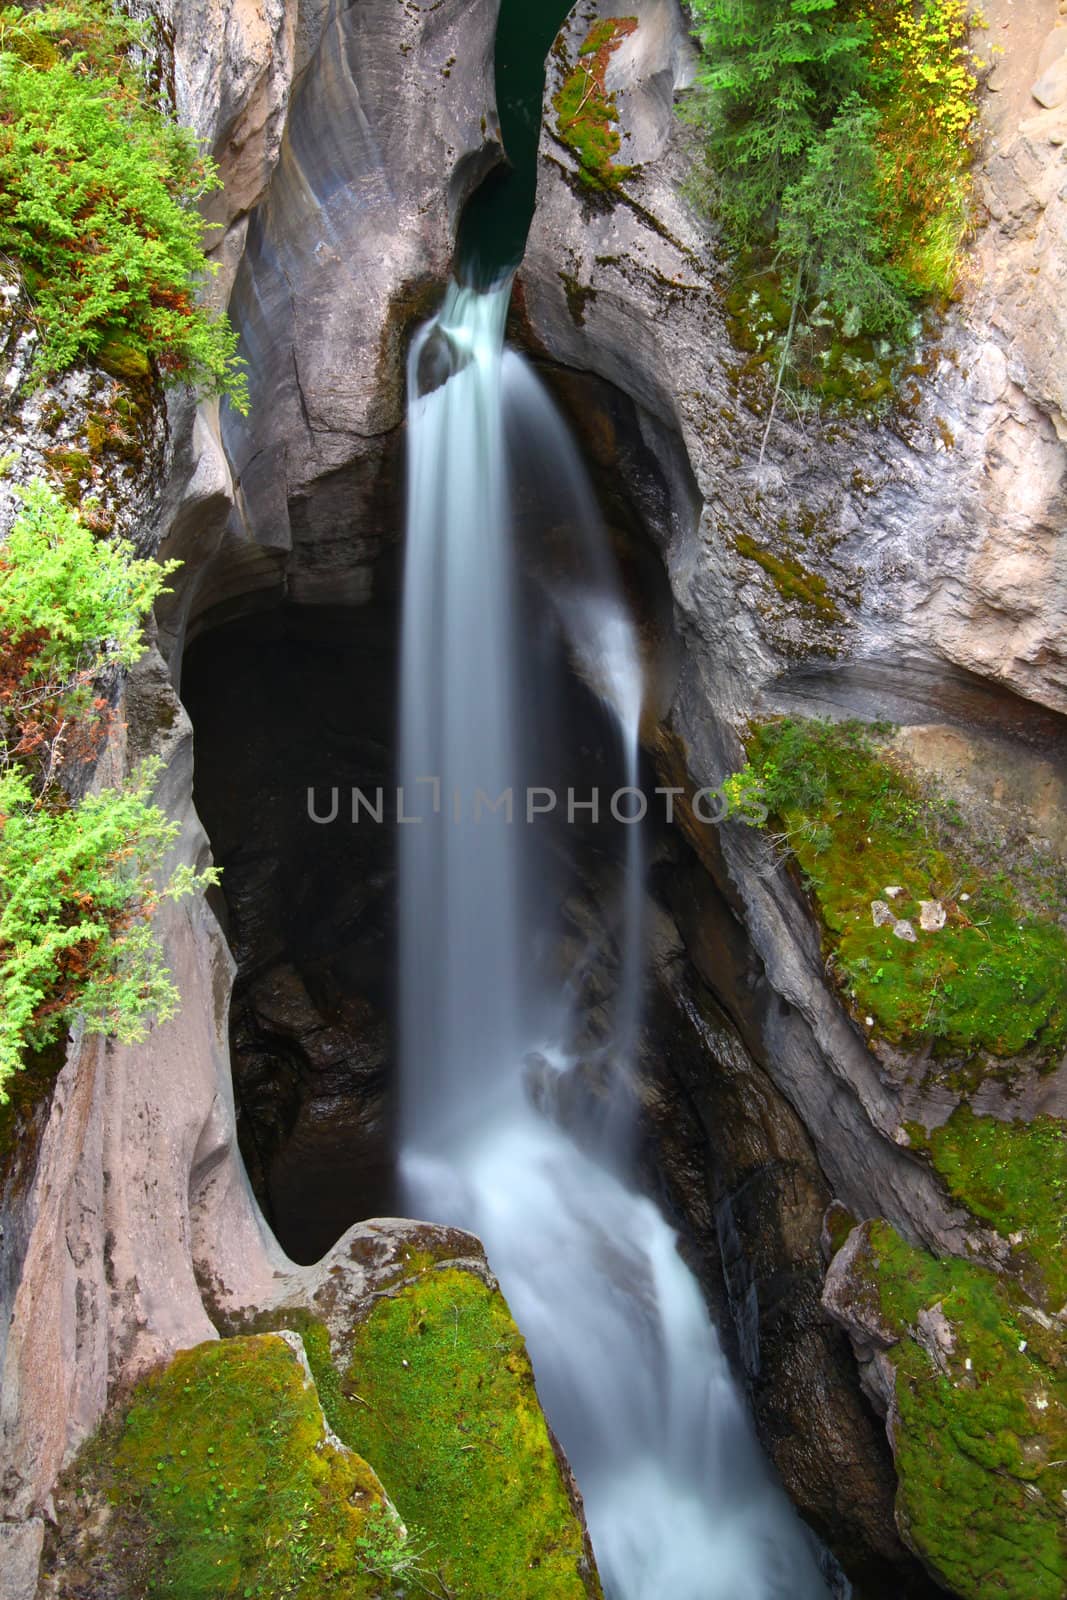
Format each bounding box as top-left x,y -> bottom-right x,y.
457,0 -> 574,282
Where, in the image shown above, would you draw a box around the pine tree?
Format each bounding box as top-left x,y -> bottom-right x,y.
685,0 -> 873,243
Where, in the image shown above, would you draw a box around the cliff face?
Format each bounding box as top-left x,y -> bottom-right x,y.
520,0 -> 1067,1208
0,0 -> 503,1586
3,0 -> 1066,1595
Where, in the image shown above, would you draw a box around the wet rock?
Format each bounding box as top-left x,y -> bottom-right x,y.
416,324 -> 474,398
634,899 -> 940,1598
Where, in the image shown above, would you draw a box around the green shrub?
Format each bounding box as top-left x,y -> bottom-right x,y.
0,758 -> 209,1091
0,0 -> 247,407
682,0 -> 982,383
0,480 -> 213,1099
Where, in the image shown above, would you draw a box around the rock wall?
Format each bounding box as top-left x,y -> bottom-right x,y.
519,0 -> 1067,1222
0,1 -> 503,1587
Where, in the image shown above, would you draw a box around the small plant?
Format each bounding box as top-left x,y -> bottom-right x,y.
0,0 -> 247,407
0,479 -> 215,1099
355,1503 -> 439,1591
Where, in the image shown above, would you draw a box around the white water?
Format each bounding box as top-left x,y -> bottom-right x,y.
398,282 -> 831,1600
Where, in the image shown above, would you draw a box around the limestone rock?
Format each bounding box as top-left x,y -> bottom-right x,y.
871,899 -> 895,927
892,920 -> 917,943
1033,49 -> 1067,109
915,1301 -> 956,1374
218,0 -> 502,574
919,901 -> 947,933
0,1520 -> 44,1600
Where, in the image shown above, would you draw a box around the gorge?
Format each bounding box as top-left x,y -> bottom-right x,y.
0,2 -> 1065,1599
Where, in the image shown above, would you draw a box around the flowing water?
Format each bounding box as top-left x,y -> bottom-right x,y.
398,281 -> 831,1600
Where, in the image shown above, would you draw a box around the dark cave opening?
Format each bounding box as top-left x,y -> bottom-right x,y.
182,601 -> 401,1264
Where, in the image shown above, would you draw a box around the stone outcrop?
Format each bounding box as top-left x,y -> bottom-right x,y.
157,0 -> 502,663
516,0 -> 1067,1587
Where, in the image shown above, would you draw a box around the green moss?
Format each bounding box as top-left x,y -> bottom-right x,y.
333,1266 -> 597,1599
909,1109 -> 1067,1311
733,531 -> 841,621
849,1221 -> 1067,1600
96,331 -> 153,380
50,1336 -> 379,1592
43,446 -> 92,496
67,1335 -> 389,1598
740,718 -> 1067,1059
724,267 -> 901,415
114,1337 -> 383,1592
559,270 -> 597,325
553,19 -> 638,191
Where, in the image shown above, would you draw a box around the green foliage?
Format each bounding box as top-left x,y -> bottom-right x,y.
845,1221 -> 1066,1599
728,718 -> 1067,1058
0,759 -> 206,1090
553,17 -> 638,190
0,476 -> 174,684
682,0 -> 981,378
0,479 -> 208,1101
354,1503 -> 437,1588
910,1108 -> 1067,1310
683,0 -> 873,242
776,92 -> 910,339
79,1335 -> 386,1598
0,0 -> 247,407
332,1266 -> 596,1599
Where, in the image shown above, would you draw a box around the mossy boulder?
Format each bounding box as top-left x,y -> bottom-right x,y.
317,1262 -> 600,1599
825,1221 -> 1067,1600
45,1332 -> 393,1597
907,1108 -> 1067,1313
151,1221 -> 600,1599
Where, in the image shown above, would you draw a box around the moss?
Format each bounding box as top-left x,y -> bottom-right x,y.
849,1221 -> 1067,1600
825,1201 -> 858,1258
96,330 -> 152,380
733,532 -> 842,622
334,1266 -> 598,1599
58,1334 -> 388,1598
742,718 -> 1067,1060
723,266 -> 900,415
43,445 -> 92,486
553,19 -> 638,191
559,270 -> 597,325
908,1109 -> 1067,1311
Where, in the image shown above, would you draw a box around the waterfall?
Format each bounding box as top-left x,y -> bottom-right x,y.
398,281 -> 831,1600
